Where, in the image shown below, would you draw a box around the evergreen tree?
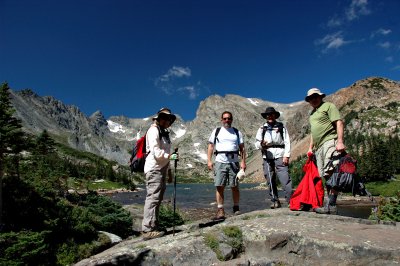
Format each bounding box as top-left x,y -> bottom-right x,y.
0,83 -> 25,227
34,130 -> 56,156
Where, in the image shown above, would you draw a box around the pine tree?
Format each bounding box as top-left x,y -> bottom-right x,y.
0,83 -> 25,227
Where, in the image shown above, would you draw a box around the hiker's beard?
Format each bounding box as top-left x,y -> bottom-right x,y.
223,122 -> 231,128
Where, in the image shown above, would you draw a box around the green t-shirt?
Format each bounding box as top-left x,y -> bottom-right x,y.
309,102 -> 341,149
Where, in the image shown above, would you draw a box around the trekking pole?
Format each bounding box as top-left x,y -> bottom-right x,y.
173,148 -> 178,236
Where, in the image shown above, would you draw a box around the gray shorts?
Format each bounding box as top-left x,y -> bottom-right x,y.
214,162 -> 239,188
315,139 -> 341,179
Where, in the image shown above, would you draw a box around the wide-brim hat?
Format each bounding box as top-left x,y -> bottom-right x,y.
261,107 -> 280,119
305,88 -> 326,102
153,107 -> 176,124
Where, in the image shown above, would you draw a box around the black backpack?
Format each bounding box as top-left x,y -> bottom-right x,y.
261,122 -> 285,141
326,152 -> 371,197
213,127 -> 240,156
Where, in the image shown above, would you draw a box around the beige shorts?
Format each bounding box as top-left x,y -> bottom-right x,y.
315,139 -> 341,179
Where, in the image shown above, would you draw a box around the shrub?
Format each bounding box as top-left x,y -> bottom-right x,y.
0,230 -> 50,265
370,194 -> 400,222
158,203 -> 185,230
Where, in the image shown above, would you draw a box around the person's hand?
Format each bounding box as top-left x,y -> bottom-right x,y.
283,157 -> 289,166
207,161 -> 213,170
336,142 -> 346,153
169,153 -> 179,160
261,140 -> 268,148
240,161 -> 246,171
167,169 -> 173,183
307,149 -> 313,157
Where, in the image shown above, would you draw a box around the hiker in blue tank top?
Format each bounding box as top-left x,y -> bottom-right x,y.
207,111 -> 246,220
306,88 -> 346,215
255,107 -> 293,209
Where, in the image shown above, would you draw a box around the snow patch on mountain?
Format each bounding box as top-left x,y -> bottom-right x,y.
174,124 -> 187,139
247,98 -> 259,106
193,142 -> 207,161
107,120 -> 126,133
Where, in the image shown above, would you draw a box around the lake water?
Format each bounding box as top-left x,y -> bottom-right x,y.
110,183 -> 375,219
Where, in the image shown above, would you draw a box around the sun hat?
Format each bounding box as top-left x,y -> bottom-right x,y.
153,107 -> 176,124
261,107 -> 280,119
305,88 -> 326,102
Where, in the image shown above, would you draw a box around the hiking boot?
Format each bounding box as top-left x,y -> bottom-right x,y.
315,204 -> 337,215
142,230 -> 165,240
213,208 -> 225,220
270,201 -> 282,209
233,206 -> 240,215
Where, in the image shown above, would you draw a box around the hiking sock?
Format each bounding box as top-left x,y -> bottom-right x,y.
328,194 -> 338,206
217,204 -> 224,209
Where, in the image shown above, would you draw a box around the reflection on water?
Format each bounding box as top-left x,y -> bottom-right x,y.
110,183 -> 374,219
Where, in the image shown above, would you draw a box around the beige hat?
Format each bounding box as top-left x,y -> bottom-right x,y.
153,107 -> 176,124
305,88 -> 326,102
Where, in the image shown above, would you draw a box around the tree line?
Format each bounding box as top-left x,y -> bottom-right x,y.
0,83 -> 134,265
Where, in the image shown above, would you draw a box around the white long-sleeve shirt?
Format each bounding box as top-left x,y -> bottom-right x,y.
144,124 -> 171,173
254,122 -> 291,159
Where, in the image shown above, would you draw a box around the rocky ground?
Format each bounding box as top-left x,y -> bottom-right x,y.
123,195 -> 378,234
76,205 -> 399,266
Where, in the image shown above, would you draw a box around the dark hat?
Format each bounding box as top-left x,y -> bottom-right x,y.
261,107 -> 280,119
153,107 -> 176,124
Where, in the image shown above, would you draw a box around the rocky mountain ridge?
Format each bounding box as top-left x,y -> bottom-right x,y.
9,77 -> 400,181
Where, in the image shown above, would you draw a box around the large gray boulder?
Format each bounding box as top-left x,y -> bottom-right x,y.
75,209 -> 400,265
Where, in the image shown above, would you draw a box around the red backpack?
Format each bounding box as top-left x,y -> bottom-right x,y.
129,134 -> 147,173
129,127 -> 162,173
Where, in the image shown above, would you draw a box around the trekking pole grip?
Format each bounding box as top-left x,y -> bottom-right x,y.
174,147 -> 178,167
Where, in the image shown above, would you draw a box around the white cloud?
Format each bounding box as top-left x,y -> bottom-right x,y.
371,28 -> 392,38
157,66 -> 191,83
392,65 -> 400,71
327,0 -> 371,28
154,66 -> 202,99
178,86 -> 199,100
345,0 -> 371,21
315,31 -> 350,53
327,16 -> 343,28
385,56 -> 393,63
378,41 -> 391,49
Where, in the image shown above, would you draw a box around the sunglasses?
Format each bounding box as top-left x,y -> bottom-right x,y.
308,94 -> 320,100
222,117 -> 232,121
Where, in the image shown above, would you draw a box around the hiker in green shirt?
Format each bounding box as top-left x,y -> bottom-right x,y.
306,88 -> 346,214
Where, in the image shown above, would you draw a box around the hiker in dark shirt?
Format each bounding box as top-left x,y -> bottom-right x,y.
306,88 -> 346,214
255,107 -> 292,209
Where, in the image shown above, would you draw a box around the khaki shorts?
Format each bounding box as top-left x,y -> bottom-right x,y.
214,162 -> 239,187
315,139 -> 341,179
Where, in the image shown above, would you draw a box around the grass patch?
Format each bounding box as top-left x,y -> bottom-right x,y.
222,226 -> 243,252
365,176 -> 400,197
203,233 -> 224,260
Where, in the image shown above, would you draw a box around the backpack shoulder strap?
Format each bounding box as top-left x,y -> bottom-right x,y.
261,125 -> 267,141
213,127 -> 221,145
232,127 -> 240,145
276,122 -> 285,140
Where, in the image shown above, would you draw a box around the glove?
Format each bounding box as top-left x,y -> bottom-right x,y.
236,169 -> 246,181
307,151 -> 313,157
169,153 -> 178,160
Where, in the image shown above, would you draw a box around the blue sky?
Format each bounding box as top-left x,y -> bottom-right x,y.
1,0 -> 399,121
